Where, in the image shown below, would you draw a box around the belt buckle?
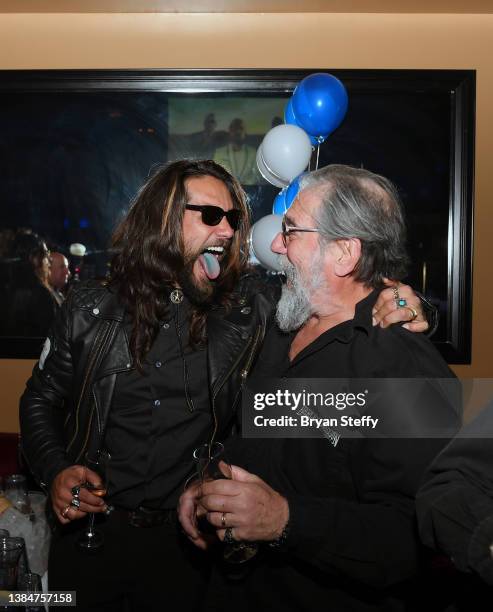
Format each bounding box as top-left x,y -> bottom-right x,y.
128,507 -> 169,528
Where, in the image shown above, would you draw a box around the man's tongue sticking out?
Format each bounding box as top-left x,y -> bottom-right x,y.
199,251 -> 221,280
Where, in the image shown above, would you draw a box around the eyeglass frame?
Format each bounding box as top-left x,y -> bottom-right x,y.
185,204 -> 242,231
281,217 -> 320,247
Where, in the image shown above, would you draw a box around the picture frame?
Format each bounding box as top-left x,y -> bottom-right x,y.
0,69 -> 474,362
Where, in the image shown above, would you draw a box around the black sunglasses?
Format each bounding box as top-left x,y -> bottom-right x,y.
185,204 -> 242,231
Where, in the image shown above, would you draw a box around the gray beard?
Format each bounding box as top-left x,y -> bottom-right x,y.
275,255 -> 323,332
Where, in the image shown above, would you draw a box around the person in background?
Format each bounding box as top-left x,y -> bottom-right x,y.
214,118 -> 259,185
0,229 -> 58,337
48,251 -> 71,305
417,401 -> 493,609
189,113 -> 225,159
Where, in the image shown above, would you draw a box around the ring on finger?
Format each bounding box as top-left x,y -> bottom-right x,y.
70,496 -> 81,509
392,285 -> 407,308
221,512 -> 227,528
405,306 -> 418,322
224,527 -> 235,544
61,504 -> 71,519
71,484 -> 81,497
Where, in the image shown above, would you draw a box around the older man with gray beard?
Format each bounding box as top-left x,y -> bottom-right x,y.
180,164 -> 458,611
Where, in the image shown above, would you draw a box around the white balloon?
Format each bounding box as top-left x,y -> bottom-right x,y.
261,124 -> 312,184
69,243 -> 87,257
256,146 -> 288,188
250,214 -> 283,271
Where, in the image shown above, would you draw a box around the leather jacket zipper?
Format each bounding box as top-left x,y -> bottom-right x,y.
240,324 -> 265,381
66,319 -> 114,457
74,319 -> 122,463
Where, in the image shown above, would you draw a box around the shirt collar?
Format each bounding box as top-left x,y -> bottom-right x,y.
290,289 -> 379,361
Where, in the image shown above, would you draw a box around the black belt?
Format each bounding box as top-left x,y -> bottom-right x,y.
112,506 -> 177,528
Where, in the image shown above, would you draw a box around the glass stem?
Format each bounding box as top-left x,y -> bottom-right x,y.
87,512 -> 95,535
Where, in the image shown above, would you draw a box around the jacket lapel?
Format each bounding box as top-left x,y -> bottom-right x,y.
90,288 -> 131,380
96,326 -> 131,380
206,311 -> 252,396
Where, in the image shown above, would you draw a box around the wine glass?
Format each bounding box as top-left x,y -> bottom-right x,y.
4,474 -> 31,515
77,450 -> 110,552
193,442 -> 258,564
0,537 -> 24,590
17,572 -> 43,612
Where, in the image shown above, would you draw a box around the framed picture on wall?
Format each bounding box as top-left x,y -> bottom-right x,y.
0,69 -> 474,362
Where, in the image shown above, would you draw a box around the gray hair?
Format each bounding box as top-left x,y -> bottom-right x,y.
299,164 -> 409,289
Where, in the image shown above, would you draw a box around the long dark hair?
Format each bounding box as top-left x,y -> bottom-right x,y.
110,159 -> 250,370
10,230 -> 52,290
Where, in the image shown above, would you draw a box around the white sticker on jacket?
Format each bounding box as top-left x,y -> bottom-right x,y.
39,337 -> 51,371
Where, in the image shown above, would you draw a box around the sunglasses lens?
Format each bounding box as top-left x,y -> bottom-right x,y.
226,210 -> 241,231
201,207 -> 223,226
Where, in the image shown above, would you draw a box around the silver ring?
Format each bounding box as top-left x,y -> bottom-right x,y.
392,285 -> 407,308
224,527 -> 235,544
221,512 -> 227,528
70,497 -> 81,509
71,485 -> 81,497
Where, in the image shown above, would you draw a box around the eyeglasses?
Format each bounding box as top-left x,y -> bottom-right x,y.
281,217 -> 320,247
185,204 -> 242,231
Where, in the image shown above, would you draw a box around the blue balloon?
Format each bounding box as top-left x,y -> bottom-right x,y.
292,73 -> 348,139
283,97 -> 296,125
284,99 -> 320,146
272,188 -> 288,215
272,176 -> 302,215
285,175 -> 301,208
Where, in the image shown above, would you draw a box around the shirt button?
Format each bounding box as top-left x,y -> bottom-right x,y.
155,361 -> 162,368
162,323 -> 170,329
154,399 -> 161,407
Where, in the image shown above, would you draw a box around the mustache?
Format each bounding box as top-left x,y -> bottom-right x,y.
277,254 -> 293,273
277,255 -> 299,284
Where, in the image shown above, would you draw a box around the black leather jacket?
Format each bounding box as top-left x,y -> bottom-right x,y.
19,280 -> 273,491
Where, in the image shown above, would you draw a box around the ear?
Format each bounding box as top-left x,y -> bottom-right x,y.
332,238 -> 362,277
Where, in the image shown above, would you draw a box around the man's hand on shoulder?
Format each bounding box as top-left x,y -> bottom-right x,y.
372,279 -> 428,333
51,465 -> 107,525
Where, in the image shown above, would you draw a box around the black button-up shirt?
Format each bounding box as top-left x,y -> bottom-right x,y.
105,300 -> 211,510
225,290 -> 458,611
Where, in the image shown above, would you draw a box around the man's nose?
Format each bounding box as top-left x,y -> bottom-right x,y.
270,232 -> 286,255
216,217 -> 235,239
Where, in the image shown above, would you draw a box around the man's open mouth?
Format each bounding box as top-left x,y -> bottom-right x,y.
198,246 -> 225,280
